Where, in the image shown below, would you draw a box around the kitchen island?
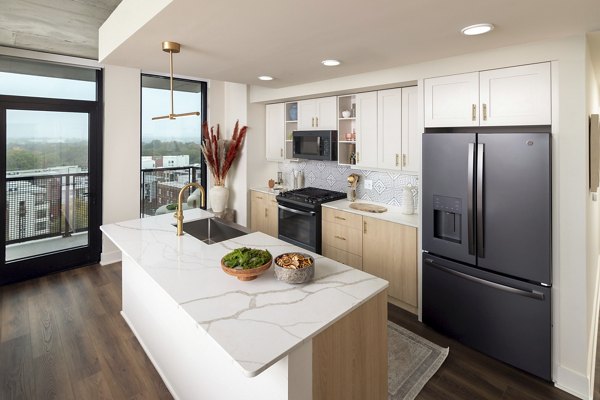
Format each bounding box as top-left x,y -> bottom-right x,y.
101,209 -> 388,400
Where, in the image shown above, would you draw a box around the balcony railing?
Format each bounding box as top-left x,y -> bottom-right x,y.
140,165 -> 202,217
6,172 -> 88,245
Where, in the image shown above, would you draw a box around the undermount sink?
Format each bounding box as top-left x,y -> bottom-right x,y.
182,217 -> 249,244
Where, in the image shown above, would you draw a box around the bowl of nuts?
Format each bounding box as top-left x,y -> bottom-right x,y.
274,252 -> 315,284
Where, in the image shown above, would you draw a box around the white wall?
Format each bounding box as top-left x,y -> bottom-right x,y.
208,81 -> 277,227
101,65 -> 141,264
208,82 -> 248,225
586,41 -> 600,397
249,35 -> 594,399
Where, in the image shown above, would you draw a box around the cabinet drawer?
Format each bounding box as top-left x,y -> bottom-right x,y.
251,191 -> 276,202
251,191 -> 266,202
323,245 -> 362,270
322,222 -> 362,256
323,207 -> 362,229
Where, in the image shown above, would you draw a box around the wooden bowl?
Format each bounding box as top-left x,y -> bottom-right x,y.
220,257 -> 272,281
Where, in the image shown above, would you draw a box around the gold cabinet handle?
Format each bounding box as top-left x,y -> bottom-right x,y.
482,103 -> 488,121
256,196 -> 263,200
402,154 -> 407,167
280,148 -> 283,157
334,235 -> 346,241
356,152 -> 360,163
334,216 -> 346,221
265,208 -> 268,218
311,117 -> 315,127
363,221 -> 367,234
472,104 -> 477,121
315,116 -> 319,127
395,154 -> 399,167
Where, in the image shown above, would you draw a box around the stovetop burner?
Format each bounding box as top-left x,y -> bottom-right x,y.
277,187 -> 346,208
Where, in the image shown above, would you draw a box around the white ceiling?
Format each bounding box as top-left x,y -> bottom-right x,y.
101,0 -> 600,88
0,0 -> 122,59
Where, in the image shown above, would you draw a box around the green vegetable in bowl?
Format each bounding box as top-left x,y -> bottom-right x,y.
222,247 -> 272,270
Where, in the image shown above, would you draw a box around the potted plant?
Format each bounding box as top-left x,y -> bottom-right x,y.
200,120 -> 248,212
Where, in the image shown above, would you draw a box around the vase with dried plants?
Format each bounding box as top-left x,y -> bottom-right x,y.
200,120 -> 248,212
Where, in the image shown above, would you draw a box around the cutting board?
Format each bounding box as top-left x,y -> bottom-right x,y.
349,203 -> 388,213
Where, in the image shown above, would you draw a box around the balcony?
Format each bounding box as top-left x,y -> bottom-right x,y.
6,172 -> 89,261
140,165 -> 203,217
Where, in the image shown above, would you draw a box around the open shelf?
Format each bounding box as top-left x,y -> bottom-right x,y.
338,95 -> 357,166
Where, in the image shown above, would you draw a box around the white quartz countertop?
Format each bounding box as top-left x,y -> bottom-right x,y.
323,199 -> 420,227
250,187 -> 282,196
101,209 -> 388,378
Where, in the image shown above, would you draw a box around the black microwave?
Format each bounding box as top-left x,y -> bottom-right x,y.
292,130 -> 337,161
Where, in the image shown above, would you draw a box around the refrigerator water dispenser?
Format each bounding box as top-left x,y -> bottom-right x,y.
433,195 -> 461,244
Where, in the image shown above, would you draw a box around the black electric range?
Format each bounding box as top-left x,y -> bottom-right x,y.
276,187 -> 345,254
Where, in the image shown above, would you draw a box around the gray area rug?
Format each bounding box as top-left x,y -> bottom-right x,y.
388,321 -> 449,400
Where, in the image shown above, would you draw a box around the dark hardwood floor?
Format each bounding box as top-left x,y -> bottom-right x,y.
0,263 -> 580,399
0,262 -> 171,400
388,305 -> 576,400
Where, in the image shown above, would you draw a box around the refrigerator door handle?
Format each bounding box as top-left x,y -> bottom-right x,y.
467,143 -> 475,255
424,258 -> 545,300
477,143 -> 485,258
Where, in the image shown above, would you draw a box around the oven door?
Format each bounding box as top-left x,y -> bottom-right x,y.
277,203 -> 320,253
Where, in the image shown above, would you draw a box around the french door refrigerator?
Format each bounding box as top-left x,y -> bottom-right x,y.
422,132 -> 551,381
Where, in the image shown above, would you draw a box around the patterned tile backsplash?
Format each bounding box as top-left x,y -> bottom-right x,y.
278,161 -> 419,211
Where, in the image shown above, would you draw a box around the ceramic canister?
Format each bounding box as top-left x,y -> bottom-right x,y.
401,185 -> 415,215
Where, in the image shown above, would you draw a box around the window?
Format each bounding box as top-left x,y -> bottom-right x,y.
0,56 -> 96,101
140,74 -> 207,217
0,54 -> 102,276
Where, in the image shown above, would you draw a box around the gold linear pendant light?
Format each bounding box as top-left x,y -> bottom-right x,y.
152,41 -> 200,120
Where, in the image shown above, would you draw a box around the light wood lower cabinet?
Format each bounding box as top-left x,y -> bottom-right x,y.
363,216 -> 418,314
322,207 -> 363,270
322,207 -> 418,314
250,191 -> 278,237
323,245 -> 363,270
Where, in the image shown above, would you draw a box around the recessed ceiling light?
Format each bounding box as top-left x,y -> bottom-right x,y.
461,23 -> 494,36
321,59 -> 341,67
258,75 -> 274,81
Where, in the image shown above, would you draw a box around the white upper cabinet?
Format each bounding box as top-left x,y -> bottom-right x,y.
424,63 -> 551,128
424,72 -> 479,128
377,88 -> 403,170
265,103 -> 285,161
297,100 -> 316,130
297,96 -> 337,130
354,87 -> 419,172
479,63 -> 551,126
355,91 -> 379,169
401,86 -> 420,173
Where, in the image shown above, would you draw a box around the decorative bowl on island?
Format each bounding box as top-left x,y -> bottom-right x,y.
274,252 -> 315,284
221,247 -> 273,281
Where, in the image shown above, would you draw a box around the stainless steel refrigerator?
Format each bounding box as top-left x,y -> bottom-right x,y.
422,132 -> 551,381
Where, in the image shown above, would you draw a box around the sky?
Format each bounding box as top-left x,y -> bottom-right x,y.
0,71 -> 203,143
141,87 -> 203,143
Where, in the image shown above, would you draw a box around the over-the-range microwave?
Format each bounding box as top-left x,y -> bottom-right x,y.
292,130 -> 337,161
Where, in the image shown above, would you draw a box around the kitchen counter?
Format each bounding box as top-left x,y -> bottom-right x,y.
101,209 -> 388,399
323,199 -> 420,227
250,186 -> 283,195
